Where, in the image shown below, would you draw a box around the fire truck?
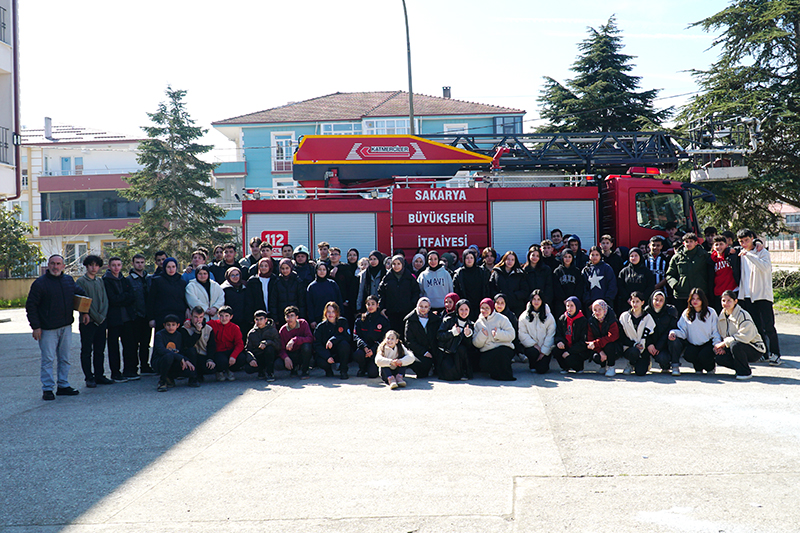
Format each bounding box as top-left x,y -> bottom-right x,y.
240,117 -> 761,259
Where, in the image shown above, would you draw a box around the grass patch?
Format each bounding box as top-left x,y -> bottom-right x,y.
0,297 -> 26,309
774,290 -> 800,315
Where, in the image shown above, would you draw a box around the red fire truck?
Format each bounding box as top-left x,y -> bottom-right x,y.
240,121 -> 758,259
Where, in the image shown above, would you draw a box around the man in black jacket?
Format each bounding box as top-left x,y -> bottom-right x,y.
104,257 -> 137,381
128,254 -> 156,375
26,254 -> 86,400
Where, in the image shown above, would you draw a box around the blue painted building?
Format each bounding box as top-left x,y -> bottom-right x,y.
211,90 -> 525,223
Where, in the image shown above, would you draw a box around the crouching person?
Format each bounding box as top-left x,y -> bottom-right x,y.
313,302 -> 352,379
473,298 -> 517,381
152,315 -> 197,392
619,291 -> 656,376
668,288 -> 720,374
279,306 -> 314,379
553,297 -> 591,374
246,310 -> 281,381
181,306 -> 216,383
375,330 -> 414,389
587,299 -> 621,377
713,290 -> 764,380
206,306 -> 245,381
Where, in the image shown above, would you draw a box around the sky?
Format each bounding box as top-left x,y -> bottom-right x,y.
17,0 -> 732,161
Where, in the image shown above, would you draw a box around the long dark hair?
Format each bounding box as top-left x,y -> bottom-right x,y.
523,248 -> 542,270
362,295 -> 379,322
525,289 -> 547,323
686,288 -> 711,322
498,250 -> 520,272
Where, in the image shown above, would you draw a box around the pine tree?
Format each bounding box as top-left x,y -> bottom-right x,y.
679,0 -> 800,235
537,16 -> 670,132
114,87 -> 226,265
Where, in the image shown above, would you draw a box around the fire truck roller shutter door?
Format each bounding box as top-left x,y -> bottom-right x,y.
313,213 -> 377,258
246,214 -> 311,253
491,201 -> 543,260
545,200 -> 597,249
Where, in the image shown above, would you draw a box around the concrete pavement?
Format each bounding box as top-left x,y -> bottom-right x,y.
1,307 -> 799,532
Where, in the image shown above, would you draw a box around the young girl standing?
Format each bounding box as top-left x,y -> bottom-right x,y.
375,330 -> 415,389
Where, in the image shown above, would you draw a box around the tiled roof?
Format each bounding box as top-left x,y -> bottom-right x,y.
22,125 -> 141,144
213,91 -> 524,125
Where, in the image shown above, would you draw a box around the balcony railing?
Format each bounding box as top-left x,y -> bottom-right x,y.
0,127 -> 9,164
272,160 -> 292,173
40,167 -> 140,177
0,7 -> 7,45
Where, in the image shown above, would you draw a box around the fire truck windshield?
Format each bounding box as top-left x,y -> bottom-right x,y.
635,192 -> 689,232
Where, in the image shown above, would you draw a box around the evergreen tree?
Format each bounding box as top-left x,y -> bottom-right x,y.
679,0 -> 800,236
0,205 -> 44,277
537,16 -> 670,132
114,87 -> 226,265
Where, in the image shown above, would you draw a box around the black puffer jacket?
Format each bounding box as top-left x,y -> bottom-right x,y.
270,272 -> 307,322
221,281 -> 247,329
127,269 -> 148,319
489,266 -> 528,316
617,262 -> 656,309
147,272 -> 187,326
26,271 -> 85,331
103,271 -> 135,327
645,303 -> 679,354
378,267 -> 420,315
353,311 -> 390,351
522,264 -> 554,308
453,264 -> 488,317
404,310 -> 442,360
245,274 -> 276,321
436,312 -> 474,355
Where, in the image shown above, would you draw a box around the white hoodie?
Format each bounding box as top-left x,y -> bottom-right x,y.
670,307 -> 721,346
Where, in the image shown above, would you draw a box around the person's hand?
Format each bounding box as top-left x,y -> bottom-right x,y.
206,360 -> 216,370
207,307 -> 217,316
327,356 -> 335,365
330,266 -> 338,277
32,328 -> 42,341
587,341 -> 596,351
463,326 -> 472,336
668,332 -> 677,341
424,351 -> 433,359
259,340 -> 267,349
365,347 -> 373,357
755,241 -> 764,252
491,328 -> 498,338
452,325 -> 461,336
599,351 -> 607,363
537,351 -> 545,361
81,313 -> 90,325
557,342 -> 565,350
229,356 -> 236,366
149,320 -> 156,328
181,359 -> 195,371
185,265 -> 193,273
286,339 -> 295,351
647,345 -> 658,356
183,319 -> 192,329
561,350 -> 569,359
310,322 -> 317,330
284,357 -> 293,370
533,344 -> 541,352
635,342 -> 644,352
249,359 -> 258,368
326,340 -> 333,350
395,359 -> 403,367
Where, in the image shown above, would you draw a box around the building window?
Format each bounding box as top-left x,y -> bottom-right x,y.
786,214 -> 800,225
75,157 -> 84,176
0,127 -> 9,164
21,155 -> 28,187
8,200 -> 29,222
65,243 -> 89,267
60,157 -> 72,176
0,7 -> 7,45
494,116 -> 523,135
274,179 -> 301,199
41,191 -> 144,221
321,123 -> 362,135
272,133 -> 294,173
363,119 -> 416,135
101,240 -> 127,260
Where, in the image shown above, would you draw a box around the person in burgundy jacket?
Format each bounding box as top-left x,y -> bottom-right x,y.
278,305 -> 314,379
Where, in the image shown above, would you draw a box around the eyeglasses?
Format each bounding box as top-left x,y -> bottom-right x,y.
331,252 -> 341,256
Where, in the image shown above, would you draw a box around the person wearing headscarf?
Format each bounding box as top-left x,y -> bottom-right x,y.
587,299 -> 621,377
417,251 -> 454,313
245,257 -> 277,324
186,265 -> 225,321
553,248 -> 585,317
489,251 -> 528,317
552,296 -> 590,374
618,291 -> 657,376
220,266 -> 248,341
378,254 -> 420,337
522,248 -> 555,309
453,249 -> 488,320
617,248 -> 656,313
645,290 -> 680,374
411,253 -> 426,277
519,289 -> 557,374
272,258 -> 307,325
147,257 -> 188,330
404,297 -> 442,378
352,295 -> 390,378
306,263 -> 343,330
472,297 -> 516,381
357,250 -> 386,312
436,298 -> 475,381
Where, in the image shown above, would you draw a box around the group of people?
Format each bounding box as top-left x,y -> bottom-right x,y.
25,225 -> 783,400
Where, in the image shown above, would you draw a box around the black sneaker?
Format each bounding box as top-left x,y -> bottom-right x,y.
266,373 -> 276,382
56,387 -> 80,396
95,376 -> 115,385
188,378 -> 200,388
340,371 -> 349,380
300,370 -> 310,380
165,377 -> 175,388
85,379 -> 97,388
112,375 -> 128,383
140,366 -> 158,376
325,369 -> 335,378
257,371 -> 266,380
122,373 -> 141,381
156,381 -> 168,392
356,370 -> 367,377
768,353 -> 782,366
42,390 -> 55,401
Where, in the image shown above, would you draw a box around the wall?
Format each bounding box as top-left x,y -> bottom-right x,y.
0,278 -> 35,300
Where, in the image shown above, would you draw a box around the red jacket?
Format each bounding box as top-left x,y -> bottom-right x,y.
587,317 -> 620,350
207,320 -> 244,358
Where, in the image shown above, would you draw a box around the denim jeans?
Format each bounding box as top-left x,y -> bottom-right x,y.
40,325 -> 73,391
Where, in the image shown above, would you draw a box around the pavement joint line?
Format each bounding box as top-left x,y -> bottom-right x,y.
98,386 -> 292,524
512,471 -> 800,479
534,385 -> 571,479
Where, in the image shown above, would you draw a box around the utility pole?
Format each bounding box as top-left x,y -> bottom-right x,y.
402,0 -> 415,134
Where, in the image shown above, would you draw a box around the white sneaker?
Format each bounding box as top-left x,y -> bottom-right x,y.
605,366 -> 616,377
225,370 -> 235,382
671,365 -> 680,376
623,364 -> 633,375
560,369 -> 569,375
736,373 -> 753,380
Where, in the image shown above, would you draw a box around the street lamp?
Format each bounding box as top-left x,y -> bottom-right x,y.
401,0 -> 415,135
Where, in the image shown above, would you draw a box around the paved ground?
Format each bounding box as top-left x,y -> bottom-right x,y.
1,307 -> 799,533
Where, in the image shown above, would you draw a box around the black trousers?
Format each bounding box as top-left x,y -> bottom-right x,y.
479,345 -> 516,381
716,340 -> 758,377
108,322 -> 136,377
622,345 -> 650,376
590,341 -> 621,367
154,351 -> 196,382
410,353 -> 435,378
672,339 -> 715,372
249,346 -> 277,374
525,345 -> 552,374
130,316 -> 152,370
438,343 -> 473,381
552,345 -> 588,372
79,320 -> 107,380
352,346 -> 379,378
315,341 -> 351,375
285,343 -> 313,373
741,298 -> 780,356
386,311 -> 407,340
380,366 -> 406,383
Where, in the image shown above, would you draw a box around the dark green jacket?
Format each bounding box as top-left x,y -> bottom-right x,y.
665,246 -> 713,300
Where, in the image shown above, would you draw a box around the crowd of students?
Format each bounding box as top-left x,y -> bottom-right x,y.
26,226 -> 784,399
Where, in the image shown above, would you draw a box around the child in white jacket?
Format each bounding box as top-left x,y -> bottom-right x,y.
374,330 -> 415,389
619,291 -> 657,376
518,289 -> 556,374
